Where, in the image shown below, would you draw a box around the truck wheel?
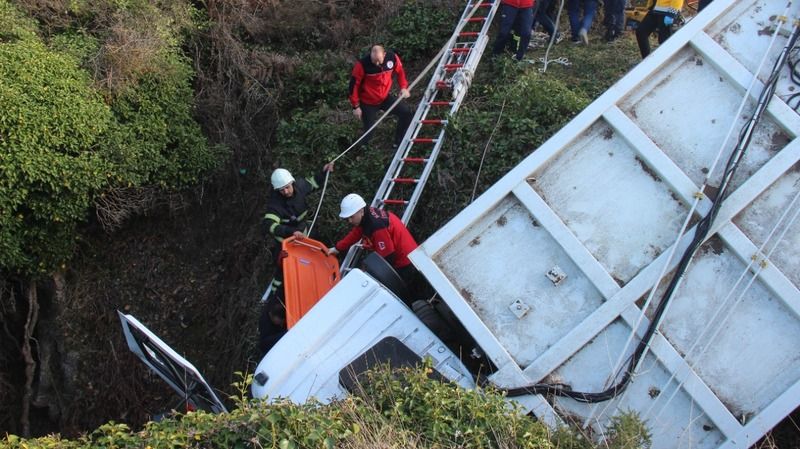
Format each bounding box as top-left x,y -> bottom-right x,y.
359,252 -> 410,301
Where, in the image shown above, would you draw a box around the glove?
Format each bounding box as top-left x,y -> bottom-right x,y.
328,247 -> 339,256
663,15 -> 674,26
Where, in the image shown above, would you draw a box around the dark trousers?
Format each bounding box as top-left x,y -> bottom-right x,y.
698,0 -> 714,11
532,0 -> 558,37
603,0 -> 626,33
361,95 -> 412,147
567,0 -> 598,38
635,11 -> 673,58
492,4 -> 534,60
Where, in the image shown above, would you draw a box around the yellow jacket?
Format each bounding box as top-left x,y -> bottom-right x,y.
647,0 -> 684,16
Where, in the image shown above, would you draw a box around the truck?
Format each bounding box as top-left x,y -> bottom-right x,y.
122,0 -> 800,447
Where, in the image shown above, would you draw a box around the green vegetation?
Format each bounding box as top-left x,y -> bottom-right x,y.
0,0 -> 655,443
0,0 -> 221,277
3,365 -> 651,449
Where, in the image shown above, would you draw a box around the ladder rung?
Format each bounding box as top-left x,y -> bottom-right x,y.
477,2 -> 493,6
420,119 -> 446,125
459,31 -> 480,37
452,48 -> 471,54
393,178 -> 418,184
413,138 -> 437,143
429,101 -> 454,106
444,64 -> 464,71
403,157 -> 427,163
436,81 -> 450,89
383,199 -> 408,205
465,17 -> 486,22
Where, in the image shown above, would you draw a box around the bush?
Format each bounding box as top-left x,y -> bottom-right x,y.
2,365 -> 652,449
101,57 -> 220,188
0,35 -> 113,275
387,1 -> 459,61
0,0 -> 37,42
0,0 -> 221,276
281,50 -> 352,110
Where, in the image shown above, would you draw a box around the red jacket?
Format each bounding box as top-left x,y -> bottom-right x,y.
502,0 -> 535,8
348,51 -> 409,108
335,207 -> 418,268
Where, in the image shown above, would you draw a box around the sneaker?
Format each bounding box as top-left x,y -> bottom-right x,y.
570,36 -> 581,44
579,28 -> 589,45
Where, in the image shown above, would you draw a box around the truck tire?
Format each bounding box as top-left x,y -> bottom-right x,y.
359,252 -> 410,301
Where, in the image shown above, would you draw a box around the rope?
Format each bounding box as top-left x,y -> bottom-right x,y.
540,0 -> 566,73
500,4 -> 797,409
601,2 -> 791,399
307,0 -> 490,233
470,98 -> 507,202
307,170 -> 330,237
646,184 -> 800,424
328,0 -> 487,165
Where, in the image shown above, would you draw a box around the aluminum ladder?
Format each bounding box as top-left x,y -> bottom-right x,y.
342,0 -> 501,271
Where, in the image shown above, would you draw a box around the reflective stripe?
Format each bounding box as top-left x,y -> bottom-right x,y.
297,210 -> 308,221
269,222 -> 280,234
306,176 -> 319,190
272,279 -> 283,286
264,213 -> 282,223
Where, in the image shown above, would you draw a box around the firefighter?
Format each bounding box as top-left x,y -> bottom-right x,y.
349,44 -> 412,150
258,163 -> 333,356
328,193 -> 425,305
635,0 -> 684,58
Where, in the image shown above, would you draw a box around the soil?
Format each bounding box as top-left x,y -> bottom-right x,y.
11,176 -> 273,437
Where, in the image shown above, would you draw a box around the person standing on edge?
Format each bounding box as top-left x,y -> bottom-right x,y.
635,0 -> 684,58
328,194 -> 423,306
603,0 -> 626,43
492,0 -> 536,61
349,44 -> 412,150
531,0 -> 562,46
567,0 -> 598,44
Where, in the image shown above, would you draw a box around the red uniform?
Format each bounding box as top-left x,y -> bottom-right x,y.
335,207 -> 418,269
502,0 -> 535,7
348,51 -> 409,108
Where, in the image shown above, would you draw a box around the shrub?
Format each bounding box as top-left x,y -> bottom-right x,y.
0,0 -> 221,276
281,50 -> 351,110
100,57 -> 220,189
0,0 -> 37,42
2,365 -> 653,449
0,35 -> 113,275
387,0 -> 459,61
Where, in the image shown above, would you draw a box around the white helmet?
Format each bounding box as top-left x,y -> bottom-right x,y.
271,168 -> 295,190
339,193 -> 366,218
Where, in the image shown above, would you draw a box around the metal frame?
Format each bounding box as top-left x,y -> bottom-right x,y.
410,1 -> 800,447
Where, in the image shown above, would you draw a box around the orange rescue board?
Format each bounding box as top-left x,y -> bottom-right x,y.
281,237 -> 341,328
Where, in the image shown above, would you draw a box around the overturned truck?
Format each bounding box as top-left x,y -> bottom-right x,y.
124,0 -> 800,447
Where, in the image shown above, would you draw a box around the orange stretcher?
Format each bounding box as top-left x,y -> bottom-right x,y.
281,236 -> 341,328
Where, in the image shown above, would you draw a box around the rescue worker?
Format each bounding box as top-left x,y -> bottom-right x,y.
492,0 -> 535,61
258,163 -> 333,356
328,193 -> 424,306
349,44 -> 412,150
635,0 -> 684,58
603,0 -> 626,43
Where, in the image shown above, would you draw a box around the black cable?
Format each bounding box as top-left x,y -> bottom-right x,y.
493,24 -> 800,403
